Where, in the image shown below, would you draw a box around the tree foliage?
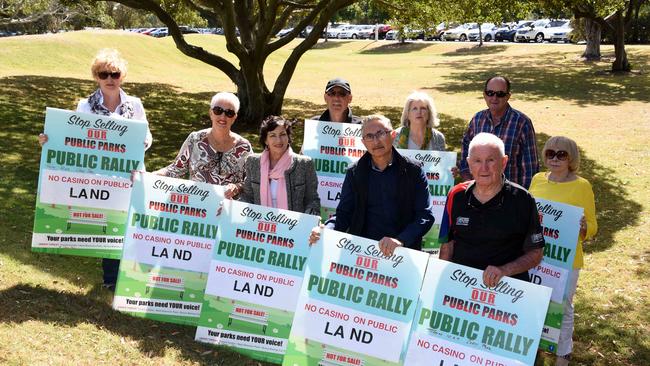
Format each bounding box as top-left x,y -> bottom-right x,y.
81,0 -> 356,126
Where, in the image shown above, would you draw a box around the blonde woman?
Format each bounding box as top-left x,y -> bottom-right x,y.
38,48 -> 153,291
393,91 -> 445,151
529,136 -> 597,366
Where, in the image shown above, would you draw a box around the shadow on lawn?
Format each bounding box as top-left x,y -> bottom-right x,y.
360,41 -> 431,54
0,74 -> 642,285
421,50 -> 650,106
0,284 -> 274,366
440,44 -> 508,56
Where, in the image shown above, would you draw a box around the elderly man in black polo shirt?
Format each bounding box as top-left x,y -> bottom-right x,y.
312,78 -> 362,124
439,132 -> 544,287
310,114 -> 434,256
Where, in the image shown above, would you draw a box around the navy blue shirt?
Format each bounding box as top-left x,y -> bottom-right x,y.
365,160 -> 400,241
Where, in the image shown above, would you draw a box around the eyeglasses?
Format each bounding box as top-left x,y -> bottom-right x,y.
97,71 -> 121,80
212,106 -> 236,118
545,149 -> 569,161
362,129 -> 390,141
326,90 -> 350,98
484,90 -> 509,98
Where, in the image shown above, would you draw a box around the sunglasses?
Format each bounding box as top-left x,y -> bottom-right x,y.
545,149 -> 569,161
484,90 -> 509,98
326,90 -> 350,97
97,71 -> 121,80
362,129 -> 390,141
212,106 -> 236,118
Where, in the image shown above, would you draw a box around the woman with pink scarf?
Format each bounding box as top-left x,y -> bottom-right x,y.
240,116 -> 320,214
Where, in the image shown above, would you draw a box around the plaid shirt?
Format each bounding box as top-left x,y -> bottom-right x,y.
459,105 -> 539,188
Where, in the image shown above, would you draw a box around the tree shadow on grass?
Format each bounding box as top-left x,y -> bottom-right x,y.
573,292 -> 650,365
308,40 -> 353,50
0,284 -> 274,366
360,41 -> 431,54
420,50 -> 650,106
440,44 -> 508,56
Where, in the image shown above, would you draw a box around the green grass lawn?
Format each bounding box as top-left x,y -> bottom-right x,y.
0,30 -> 648,365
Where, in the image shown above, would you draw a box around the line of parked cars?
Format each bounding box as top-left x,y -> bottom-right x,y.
126,26 -> 216,37
441,19 -> 573,43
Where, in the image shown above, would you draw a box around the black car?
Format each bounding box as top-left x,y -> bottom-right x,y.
496,21 -> 532,42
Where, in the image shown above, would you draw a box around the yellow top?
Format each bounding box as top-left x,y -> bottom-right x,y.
529,172 -> 598,269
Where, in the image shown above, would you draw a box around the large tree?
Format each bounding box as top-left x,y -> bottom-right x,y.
541,0 -> 648,72
89,0 -> 356,126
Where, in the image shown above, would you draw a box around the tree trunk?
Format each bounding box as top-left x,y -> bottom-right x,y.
478,23 -> 483,47
612,10 -> 631,72
582,18 -> 601,60
235,69 -> 279,127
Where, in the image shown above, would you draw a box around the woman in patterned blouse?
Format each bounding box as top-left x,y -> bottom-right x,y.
154,92 -> 252,199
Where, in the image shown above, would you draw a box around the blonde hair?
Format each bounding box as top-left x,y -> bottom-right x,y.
400,91 -> 440,128
91,48 -> 128,78
543,136 -> 580,172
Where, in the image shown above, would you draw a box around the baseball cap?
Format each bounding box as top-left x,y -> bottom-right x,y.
325,78 -> 351,93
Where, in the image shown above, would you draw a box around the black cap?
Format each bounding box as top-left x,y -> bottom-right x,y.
325,78 -> 351,93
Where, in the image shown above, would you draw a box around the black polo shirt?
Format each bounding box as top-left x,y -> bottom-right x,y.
439,178 -> 545,281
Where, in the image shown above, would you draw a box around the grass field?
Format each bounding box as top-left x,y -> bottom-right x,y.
0,30 -> 648,365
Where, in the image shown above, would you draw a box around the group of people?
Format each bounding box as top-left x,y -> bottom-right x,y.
38,49 -> 596,366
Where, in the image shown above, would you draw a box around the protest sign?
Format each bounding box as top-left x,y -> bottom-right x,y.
397,149 -> 456,255
113,172 -> 224,326
195,200 -> 319,363
405,258 -> 552,366
283,228 -> 429,366
32,107 -> 147,258
529,198 -> 582,354
301,119 -> 365,221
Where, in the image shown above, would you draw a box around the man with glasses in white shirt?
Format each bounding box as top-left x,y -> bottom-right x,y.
311,115 -> 434,256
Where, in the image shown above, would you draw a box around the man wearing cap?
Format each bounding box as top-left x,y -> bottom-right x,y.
313,77 -> 362,124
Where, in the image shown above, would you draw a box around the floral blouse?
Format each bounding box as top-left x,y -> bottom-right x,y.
159,128 -> 252,185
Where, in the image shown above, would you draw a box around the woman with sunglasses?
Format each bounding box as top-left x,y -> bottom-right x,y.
239,116 -> 320,214
38,48 -> 152,292
38,48 -> 153,148
154,92 -> 252,199
393,91 -> 446,151
529,136 -> 597,366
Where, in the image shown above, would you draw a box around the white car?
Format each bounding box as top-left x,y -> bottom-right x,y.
442,23 -> 476,41
341,25 -> 372,39
326,24 -> 347,38
385,29 -> 400,41
276,27 -> 293,38
549,22 -> 573,42
467,23 -> 497,42
516,19 -> 568,43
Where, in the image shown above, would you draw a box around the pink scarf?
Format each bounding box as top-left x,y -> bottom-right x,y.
260,147 -> 293,209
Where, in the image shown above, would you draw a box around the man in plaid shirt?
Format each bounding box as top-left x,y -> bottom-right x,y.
459,76 -> 539,188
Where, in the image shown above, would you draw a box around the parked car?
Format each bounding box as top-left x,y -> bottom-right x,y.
336,25 -> 358,39
339,25 -> 372,39
276,27 -> 293,38
442,23 -> 476,41
179,26 -> 200,34
326,24 -> 348,38
549,22 -> 573,42
495,21 -> 532,42
515,19 -> 568,43
385,29 -> 400,41
150,28 -> 168,37
467,23 -> 497,42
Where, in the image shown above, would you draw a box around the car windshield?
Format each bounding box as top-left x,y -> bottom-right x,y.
549,20 -> 568,27
532,20 -> 548,27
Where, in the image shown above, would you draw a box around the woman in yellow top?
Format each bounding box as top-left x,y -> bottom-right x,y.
529,136 -> 597,366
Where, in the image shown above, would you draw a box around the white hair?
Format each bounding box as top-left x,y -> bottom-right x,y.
468,132 -> 505,157
400,91 -> 440,128
362,114 -> 392,132
210,92 -> 240,113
